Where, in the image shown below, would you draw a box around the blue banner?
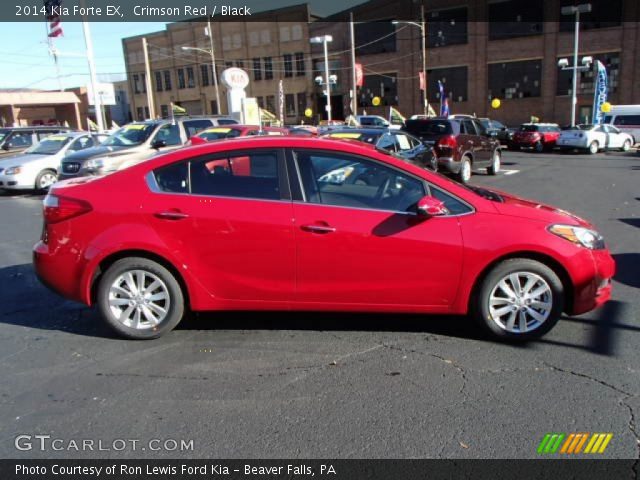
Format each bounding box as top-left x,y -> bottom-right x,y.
592,60 -> 608,125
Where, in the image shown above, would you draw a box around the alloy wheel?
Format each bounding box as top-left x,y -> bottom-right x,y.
38,173 -> 57,189
108,270 -> 171,330
492,151 -> 501,173
622,140 -> 631,151
461,159 -> 471,182
488,272 -> 552,334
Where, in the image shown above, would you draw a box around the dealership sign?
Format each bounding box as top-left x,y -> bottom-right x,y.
592,60 -> 608,125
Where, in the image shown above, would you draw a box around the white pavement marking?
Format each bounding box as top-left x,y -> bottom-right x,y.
502,169 -> 520,176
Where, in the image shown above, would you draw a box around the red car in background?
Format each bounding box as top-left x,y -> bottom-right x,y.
188,125 -> 288,145
510,123 -> 561,152
34,137 -> 614,342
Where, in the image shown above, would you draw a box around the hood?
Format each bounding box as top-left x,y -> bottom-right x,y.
0,153 -> 50,168
485,188 -> 592,227
62,145 -> 130,162
0,152 -> 31,165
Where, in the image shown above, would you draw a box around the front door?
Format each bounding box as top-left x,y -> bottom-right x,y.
142,148 -> 295,302
289,149 -> 464,308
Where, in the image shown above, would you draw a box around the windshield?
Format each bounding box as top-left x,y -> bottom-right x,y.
197,128 -> 242,141
479,119 -> 491,129
519,125 -> 539,132
565,124 -> 593,131
324,132 -> 380,144
25,135 -> 71,155
404,120 -> 453,136
101,124 -> 155,147
0,129 -> 8,144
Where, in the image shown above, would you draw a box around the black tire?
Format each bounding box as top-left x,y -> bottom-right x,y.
588,141 -> 599,155
97,257 -> 185,340
534,142 -> 544,153
428,153 -> 439,172
487,149 -> 501,175
456,156 -> 472,184
34,169 -> 58,191
471,258 -> 564,341
621,139 -> 631,152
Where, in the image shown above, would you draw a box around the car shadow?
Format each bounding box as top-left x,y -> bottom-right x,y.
611,253 -> 640,288
619,218 -> 640,229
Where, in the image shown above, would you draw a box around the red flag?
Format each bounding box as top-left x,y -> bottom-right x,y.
355,63 -> 363,87
419,71 -> 426,91
44,1 -> 63,38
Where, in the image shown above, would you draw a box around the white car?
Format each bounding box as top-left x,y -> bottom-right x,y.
0,132 -> 107,191
355,115 -> 401,130
557,124 -> 634,154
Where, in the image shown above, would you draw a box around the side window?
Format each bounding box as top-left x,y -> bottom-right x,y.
7,132 -> 33,148
153,161 -> 189,193
217,118 -> 238,125
377,133 -> 398,152
473,120 -> 486,136
183,119 -> 213,138
595,126 -> 605,133
69,136 -> 94,151
395,134 -> 413,151
294,150 -> 425,212
428,185 -> 472,215
461,119 -> 477,135
190,150 -> 280,200
153,124 -> 182,146
614,115 -> 640,126
607,125 -> 620,134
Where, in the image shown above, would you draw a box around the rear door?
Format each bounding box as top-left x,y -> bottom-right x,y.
288,148 -> 464,308
471,119 -> 492,164
460,119 -> 480,161
143,148 -> 295,303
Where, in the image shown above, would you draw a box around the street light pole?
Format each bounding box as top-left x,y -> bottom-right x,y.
561,3 -> 592,127
206,18 -> 221,115
350,12 -> 357,117
393,11 -> 428,116
310,35 -> 333,122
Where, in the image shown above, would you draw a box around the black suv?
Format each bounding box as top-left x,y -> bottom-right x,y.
402,117 -> 501,183
0,126 -> 72,158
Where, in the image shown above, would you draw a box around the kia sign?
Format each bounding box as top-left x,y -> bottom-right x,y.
220,68 -> 250,90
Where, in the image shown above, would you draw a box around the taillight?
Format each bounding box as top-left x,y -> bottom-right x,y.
437,135 -> 457,149
43,194 -> 92,224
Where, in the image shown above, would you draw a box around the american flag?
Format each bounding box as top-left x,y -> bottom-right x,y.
44,0 -> 63,38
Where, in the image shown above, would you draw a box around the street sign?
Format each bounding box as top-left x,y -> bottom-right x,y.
86,82 -> 116,105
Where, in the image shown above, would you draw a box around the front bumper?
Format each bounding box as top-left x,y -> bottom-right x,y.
0,173 -> 33,190
571,249 -> 615,315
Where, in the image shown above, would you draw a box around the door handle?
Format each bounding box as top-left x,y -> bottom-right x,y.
154,210 -> 189,220
301,224 -> 336,234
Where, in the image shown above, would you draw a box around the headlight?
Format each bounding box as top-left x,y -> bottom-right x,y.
4,166 -> 21,175
85,158 -> 105,170
548,224 -> 605,250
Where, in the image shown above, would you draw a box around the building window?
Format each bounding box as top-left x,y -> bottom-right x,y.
266,95 -> 276,114
264,57 -> 273,80
297,92 -> 306,116
136,106 -> 143,120
225,61 -> 233,68
257,96 -> 264,109
295,52 -> 305,76
427,66 -> 468,103
186,67 -> 195,88
154,71 -> 163,92
556,52 -> 620,96
210,100 -> 218,114
253,58 -> 262,81
160,104 -> 168,118
201,64 -> 210,87
488,0 -> 543,40
285,93 -> 296,116
428,7 -> 468,47
164,70 -> 172,90
559,0 -> 622,31
284,54 -> 293,78
236,60 -> 244,70
133,74 -> 140,94
357,22 -> 396,55
359,73 -> 398,107
488,60 -> 542,99
177,68 -> 186,89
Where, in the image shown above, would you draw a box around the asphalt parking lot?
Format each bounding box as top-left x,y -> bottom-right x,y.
0,149 -> 638,460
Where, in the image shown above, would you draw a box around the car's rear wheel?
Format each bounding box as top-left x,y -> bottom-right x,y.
456,156 -> 472,184
473,258 -> 564,341
588,141 -> 599,154
97,257 -> 184,339
35,169 -> 57,191
487,149 -> 501,175
621,139 -> 631,152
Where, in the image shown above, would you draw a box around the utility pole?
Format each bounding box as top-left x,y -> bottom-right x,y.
350,12 -> 357,117
206,18 -> 222,114
142,37 -> 156,119
81,20 -> 104,131
421,4 -> 427,117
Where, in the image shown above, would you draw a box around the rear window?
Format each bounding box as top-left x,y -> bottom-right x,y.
404,120 -> 453,136
519,125 -> 539,132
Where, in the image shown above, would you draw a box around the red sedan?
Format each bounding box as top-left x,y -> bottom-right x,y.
33,137 -> 614,341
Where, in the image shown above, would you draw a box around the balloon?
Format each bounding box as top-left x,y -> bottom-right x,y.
601,102 -> 611,113
491,98 -> 501,109
372,96 -> 381,106
304,108 -> 313,118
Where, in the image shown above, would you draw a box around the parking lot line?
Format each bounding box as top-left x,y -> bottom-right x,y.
502,169 -> 520,176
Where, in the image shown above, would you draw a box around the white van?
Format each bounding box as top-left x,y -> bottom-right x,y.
603,105 -> 640,145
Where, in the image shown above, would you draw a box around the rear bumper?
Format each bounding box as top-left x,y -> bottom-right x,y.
437,156 -> 460,174
33,240 -> 88,304
570,249 -> 616,315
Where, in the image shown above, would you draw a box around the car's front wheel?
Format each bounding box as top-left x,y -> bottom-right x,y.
473,258 -> 564,341
35,169 -> 57,191
97,257 -> 185,339
588,141 -> 599,154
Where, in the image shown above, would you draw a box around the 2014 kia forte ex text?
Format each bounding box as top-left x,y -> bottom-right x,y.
33,136 -> 615,341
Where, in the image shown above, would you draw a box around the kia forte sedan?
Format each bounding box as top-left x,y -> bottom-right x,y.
33,137 -> 614,341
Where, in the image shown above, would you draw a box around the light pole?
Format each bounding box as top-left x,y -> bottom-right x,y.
393,5 -> 427,116
182,21 -> 221,115
561,3 -> 592,127
310,35 -> 333,122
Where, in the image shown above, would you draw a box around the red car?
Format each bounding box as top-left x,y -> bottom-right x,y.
510,123 -> 561,152
188,125 -> 288,145
33,137 -> 614,341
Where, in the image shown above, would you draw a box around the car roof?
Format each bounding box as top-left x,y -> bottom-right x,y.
324,128 -> 389,135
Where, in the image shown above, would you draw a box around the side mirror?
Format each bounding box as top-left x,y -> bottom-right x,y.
151,139 -> 167,149
416,195 -> 448,217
